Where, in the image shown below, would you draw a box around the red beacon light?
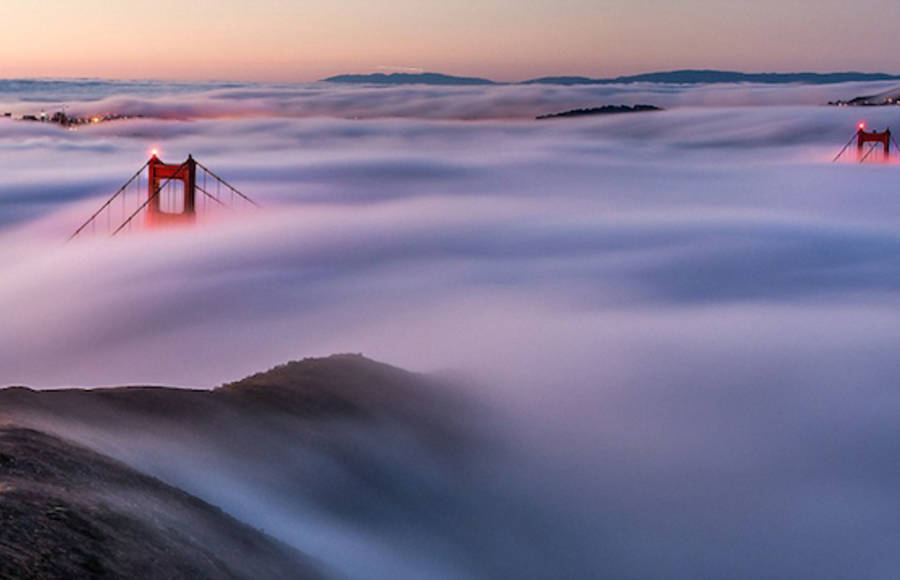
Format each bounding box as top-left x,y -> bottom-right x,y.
858,122 -> 866,130
150,148 -> 159,157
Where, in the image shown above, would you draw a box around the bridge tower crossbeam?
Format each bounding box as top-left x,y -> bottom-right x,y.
147,154 -> 197,227
857,128 -> 891,162
68,154 -> 259,241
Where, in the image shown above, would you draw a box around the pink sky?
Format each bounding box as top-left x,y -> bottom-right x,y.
1,0 -> 898,81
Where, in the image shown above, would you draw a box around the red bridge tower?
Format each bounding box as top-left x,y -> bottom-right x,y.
147,154 -> 197,227
68,153 -> 260,240
857,127 -> 891,162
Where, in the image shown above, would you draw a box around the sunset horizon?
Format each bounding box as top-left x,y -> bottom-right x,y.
3,1 -> 900,579
4,0 -> 900,82
5,64 -> 900,85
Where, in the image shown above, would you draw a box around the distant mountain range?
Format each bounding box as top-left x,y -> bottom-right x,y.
322,70 -> 900,86
323,72 -> 495,85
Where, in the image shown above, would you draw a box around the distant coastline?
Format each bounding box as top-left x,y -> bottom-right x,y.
322,72 -> 494,86
828,85 -> 900,107
322,69 -> 900,86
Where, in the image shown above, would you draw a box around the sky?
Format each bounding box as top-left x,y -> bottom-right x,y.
2,80 -> 900,577
1,0 -> 899,81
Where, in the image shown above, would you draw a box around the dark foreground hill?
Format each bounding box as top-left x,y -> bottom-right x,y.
0,426 -> 321,580
0,355 -> 501,580
0,354 -> 464,450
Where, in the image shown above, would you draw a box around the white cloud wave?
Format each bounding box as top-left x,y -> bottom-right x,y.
3,81 -> 900,578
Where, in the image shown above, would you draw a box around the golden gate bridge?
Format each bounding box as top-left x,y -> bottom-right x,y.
69,153 -> 259,240
833,123 -> 900,163
69,124 -> 895,241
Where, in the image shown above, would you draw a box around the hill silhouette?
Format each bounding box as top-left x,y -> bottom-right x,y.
525,70 -> 900,85
321,69 -> 900,86
323,72 -> 495,85
829,84 -> 900,106
0,355 -> 483,579
536,104 -> 662,120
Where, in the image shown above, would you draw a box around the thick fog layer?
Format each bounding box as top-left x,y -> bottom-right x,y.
3,78 -> 899,120
2,81 -> 900,578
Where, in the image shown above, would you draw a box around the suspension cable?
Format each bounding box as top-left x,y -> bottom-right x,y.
194,161 -> 261,207
831,131 -> 859,163
68,159 -> 152,241
194,184 -> 228,206
859,142 -> 880,163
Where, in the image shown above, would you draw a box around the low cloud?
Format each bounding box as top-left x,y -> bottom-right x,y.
4,78 -> 898,121
2,81 -> 900,578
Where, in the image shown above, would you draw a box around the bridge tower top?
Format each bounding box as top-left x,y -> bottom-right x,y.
147,154 -> 197,228
833,124 -> 899,163
857,128 -> 891,162
67,154 -> 260,240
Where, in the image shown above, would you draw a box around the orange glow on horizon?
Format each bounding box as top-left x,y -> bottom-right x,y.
2,1 -> 900,82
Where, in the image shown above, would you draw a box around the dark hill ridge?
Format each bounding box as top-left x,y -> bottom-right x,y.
1,354 -> 463,434
0,426 -> 320,580
321,69 -> 900,86
0,354 -> 474,541
525,70 -> 900,85
0,355 -> 471,506
219,353 -> 450,414
536,104 -> 662,120
323,72 -> 495,85
0,355 -> 518,579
